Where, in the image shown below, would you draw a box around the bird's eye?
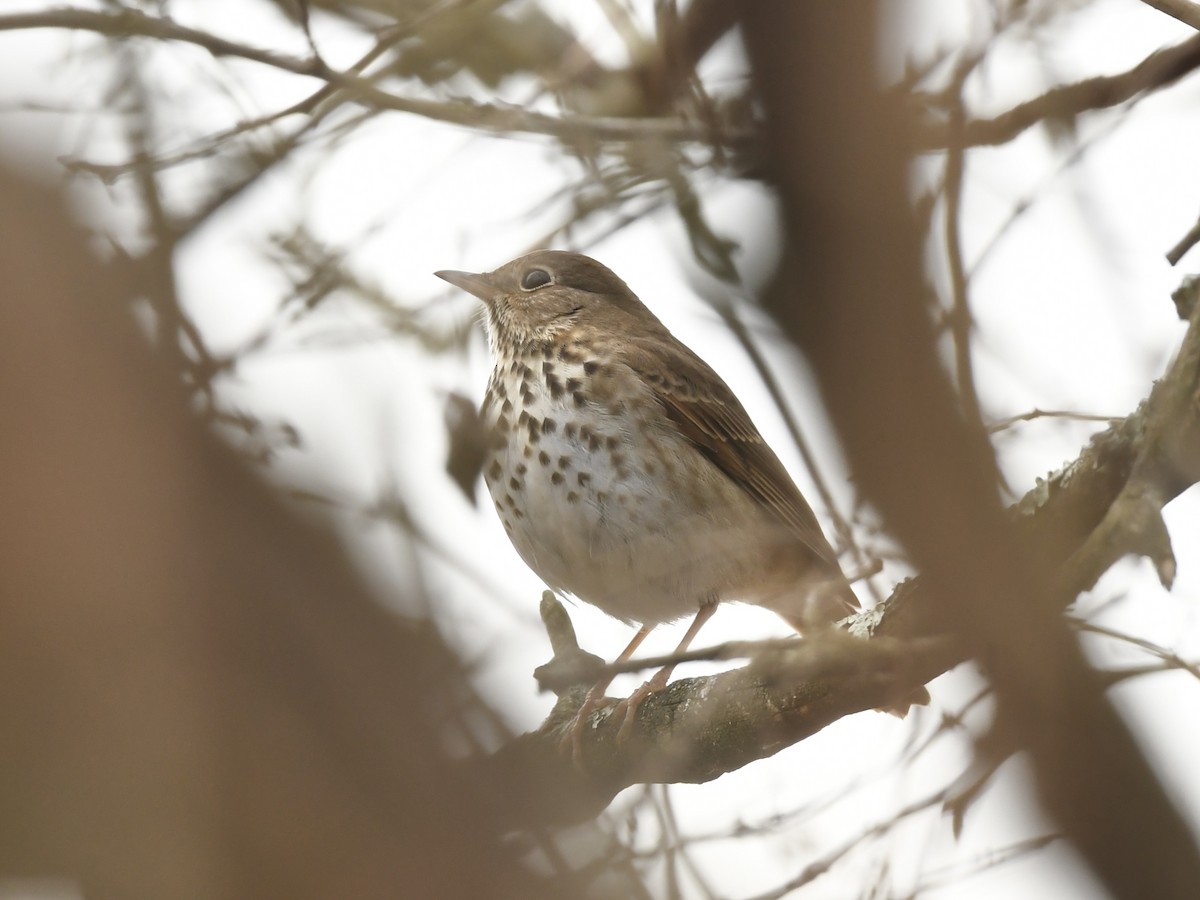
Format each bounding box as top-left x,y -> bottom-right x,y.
520,268 -> 552,291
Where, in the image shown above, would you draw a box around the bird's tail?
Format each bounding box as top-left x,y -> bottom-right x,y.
774,569 -> 860,633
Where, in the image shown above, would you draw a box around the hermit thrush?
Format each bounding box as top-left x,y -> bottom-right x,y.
437,251 -> 860,747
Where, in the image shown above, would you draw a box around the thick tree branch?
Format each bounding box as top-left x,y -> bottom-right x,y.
487,610 -> 955,826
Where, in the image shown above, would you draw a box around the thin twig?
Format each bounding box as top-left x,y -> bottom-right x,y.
743,790 -> 951,900
0,8 -> 751,147
1072,618 -> 1200,683
988,408 -> 1121,434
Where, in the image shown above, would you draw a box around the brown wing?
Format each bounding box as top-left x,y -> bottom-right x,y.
622,336 -> 841,570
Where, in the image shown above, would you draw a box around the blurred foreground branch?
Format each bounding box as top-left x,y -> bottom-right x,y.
743,4 -> 1200,900
0,166 -> 558,900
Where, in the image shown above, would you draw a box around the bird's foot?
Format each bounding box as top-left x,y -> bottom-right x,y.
614,667 -> 672,744
559,683 -> 614,769
559,675 -> 669,767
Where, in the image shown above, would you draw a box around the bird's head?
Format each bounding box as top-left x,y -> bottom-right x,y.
436,250 -> 662,353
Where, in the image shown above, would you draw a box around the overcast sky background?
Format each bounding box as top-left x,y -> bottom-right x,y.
2,1 -> 1199,898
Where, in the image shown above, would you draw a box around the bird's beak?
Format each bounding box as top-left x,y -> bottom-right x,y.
435,269 -> 498,303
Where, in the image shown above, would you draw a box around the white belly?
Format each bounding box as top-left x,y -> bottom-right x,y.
481,356 -> 779,624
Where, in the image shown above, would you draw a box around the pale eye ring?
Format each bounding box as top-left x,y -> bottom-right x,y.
520,268 -> 552,291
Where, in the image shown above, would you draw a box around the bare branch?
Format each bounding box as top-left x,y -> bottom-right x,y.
0,8 -> 749,148
744,790 -> 952,900
918,32 -> 1200,150
1060,295 -> 1200,594
0,8 -> 330,77
1075,619 -> 1200,684
482,624 -> 955,826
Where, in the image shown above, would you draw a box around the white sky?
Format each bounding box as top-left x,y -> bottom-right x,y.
1,1 -> 1198,898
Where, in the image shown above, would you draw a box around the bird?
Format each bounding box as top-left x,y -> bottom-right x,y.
436,250 -> 862,753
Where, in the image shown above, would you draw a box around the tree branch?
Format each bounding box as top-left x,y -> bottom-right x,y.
1059,292 -> 1200,595
917,32 -> 1200,150
485,613 -> 956,826
0,8 -> 749,147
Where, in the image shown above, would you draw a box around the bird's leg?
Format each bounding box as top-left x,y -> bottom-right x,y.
565,624 -> 653,765
615,601 -> 717,744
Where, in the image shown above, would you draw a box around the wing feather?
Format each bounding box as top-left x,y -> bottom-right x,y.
622,337 -> 840,570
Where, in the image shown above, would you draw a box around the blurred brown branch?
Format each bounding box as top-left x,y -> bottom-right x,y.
742,5 -> 1200,900
0,165 -> 564,900
0,7 -> 749,147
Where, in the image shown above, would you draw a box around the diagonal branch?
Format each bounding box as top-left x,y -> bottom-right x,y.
1059,291 -> 1200,595
917,32 -> 1200,150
